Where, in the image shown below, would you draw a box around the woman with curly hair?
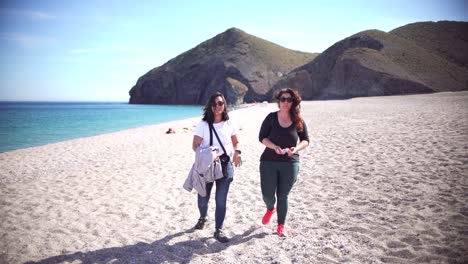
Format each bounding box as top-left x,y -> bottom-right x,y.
258,88 -> 310,237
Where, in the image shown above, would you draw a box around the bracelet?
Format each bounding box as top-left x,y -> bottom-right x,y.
235,150 -> 242,155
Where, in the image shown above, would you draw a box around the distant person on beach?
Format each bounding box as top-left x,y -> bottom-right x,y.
258,88 -> 309,237
191,92 -> 242,243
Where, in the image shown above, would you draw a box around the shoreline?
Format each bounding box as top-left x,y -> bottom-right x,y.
0,101 -> 264,154
2,91 -> 463,155
0,103 -> 205,154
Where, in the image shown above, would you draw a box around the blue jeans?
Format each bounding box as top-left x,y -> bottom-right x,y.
197,162 -> 233,229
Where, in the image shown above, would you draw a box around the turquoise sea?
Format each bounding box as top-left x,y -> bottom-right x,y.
0,102 -> 203,153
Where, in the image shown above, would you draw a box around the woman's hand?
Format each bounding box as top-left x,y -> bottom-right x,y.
233,153 -> 242,167
274,146 -> 284,155
287,147 -> 296,156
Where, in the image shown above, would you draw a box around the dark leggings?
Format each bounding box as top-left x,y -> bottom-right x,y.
260,161 -> 299,225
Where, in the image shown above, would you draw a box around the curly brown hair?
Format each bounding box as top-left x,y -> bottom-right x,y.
275,88 -> 304,132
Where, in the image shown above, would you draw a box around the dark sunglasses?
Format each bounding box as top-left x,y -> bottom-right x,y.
279,97 -> 294,103
212,101 -> 225,107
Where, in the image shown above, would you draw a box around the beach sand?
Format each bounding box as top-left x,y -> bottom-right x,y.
1,91 -> 467,263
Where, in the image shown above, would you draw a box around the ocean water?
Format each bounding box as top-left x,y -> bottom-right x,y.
0,102 -> 203,153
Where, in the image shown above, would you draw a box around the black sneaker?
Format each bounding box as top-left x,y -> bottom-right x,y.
213,229 -> 229,243
194,218 -> 207,230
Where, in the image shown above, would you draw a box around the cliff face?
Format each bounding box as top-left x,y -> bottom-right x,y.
129,21 -> 468,105
274,21 -> 468,99
129,28 -> 317,105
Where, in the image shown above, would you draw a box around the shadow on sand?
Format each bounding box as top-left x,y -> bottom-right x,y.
26,226 -> 268,264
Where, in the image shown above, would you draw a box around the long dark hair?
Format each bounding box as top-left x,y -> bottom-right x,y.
202,92 -> 230,123
275,88 -> 304,132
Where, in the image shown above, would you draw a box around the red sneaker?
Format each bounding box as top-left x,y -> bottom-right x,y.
262,208 -> 276,225
277,224 -> 287,237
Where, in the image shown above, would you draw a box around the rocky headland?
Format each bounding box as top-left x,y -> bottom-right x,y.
129,21 -> 468,104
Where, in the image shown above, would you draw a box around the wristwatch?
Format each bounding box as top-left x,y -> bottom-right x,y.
235,150 -> 242,155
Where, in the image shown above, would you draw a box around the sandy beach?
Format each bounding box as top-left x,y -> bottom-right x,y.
1,91 -> 467,264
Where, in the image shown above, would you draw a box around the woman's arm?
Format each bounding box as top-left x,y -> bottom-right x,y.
291,140 -> 309,154
231,134 -> 239,151
192,135 -> 203,151
231,135 -> 241,167
289,120 -> 310,155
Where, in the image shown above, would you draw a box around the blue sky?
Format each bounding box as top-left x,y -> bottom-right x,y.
1,0 -> 467,102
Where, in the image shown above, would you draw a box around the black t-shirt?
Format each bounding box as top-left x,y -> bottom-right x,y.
259,112 -> 309,162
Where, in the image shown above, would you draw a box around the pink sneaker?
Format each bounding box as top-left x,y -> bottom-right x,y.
277,224 -> 287,237
262,208 -> 276,225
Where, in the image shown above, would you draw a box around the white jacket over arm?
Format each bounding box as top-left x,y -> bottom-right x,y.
183,146 -> 224,197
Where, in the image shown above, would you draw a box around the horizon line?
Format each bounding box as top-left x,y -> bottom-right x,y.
0,100 -> 129,103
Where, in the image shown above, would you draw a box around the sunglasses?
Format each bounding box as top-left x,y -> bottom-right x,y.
279,97 -> 294,103
212,101 -> 225,107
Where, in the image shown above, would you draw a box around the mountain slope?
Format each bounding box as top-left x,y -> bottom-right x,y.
274,21 -> 468,99
129,28 -> 317,105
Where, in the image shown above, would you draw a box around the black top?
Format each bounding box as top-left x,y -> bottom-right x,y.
259,112 -> 310,162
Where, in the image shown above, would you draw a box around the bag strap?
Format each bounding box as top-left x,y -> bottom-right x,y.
209,122 -> 227,155
210,123 -> 213,146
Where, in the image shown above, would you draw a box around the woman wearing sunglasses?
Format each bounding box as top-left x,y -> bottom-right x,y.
258,88 -> 309,237
191,92 -> 242,243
